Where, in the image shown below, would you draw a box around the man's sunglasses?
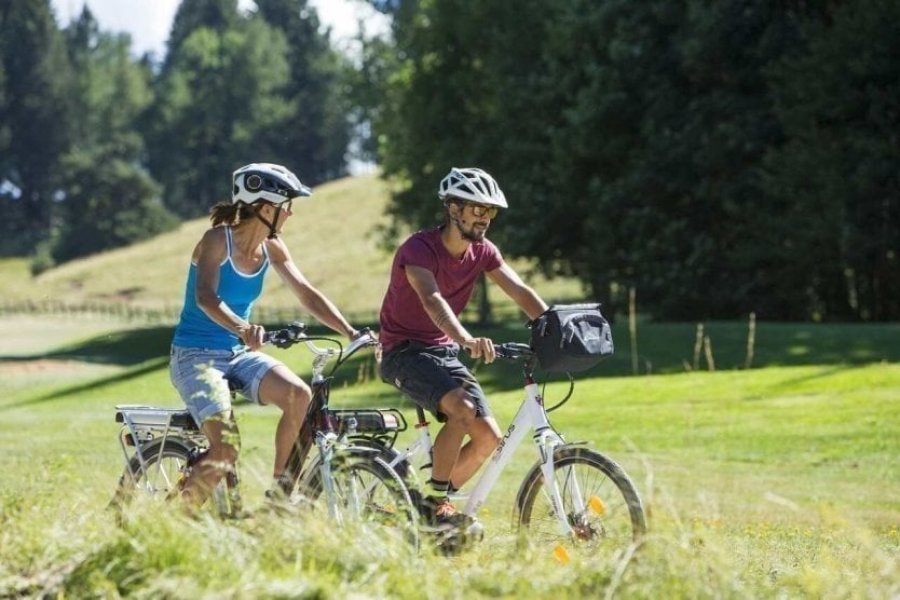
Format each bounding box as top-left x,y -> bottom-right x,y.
463,202 -> 499,219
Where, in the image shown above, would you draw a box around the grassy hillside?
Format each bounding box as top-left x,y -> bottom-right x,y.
0,319 -> 897,598
0,174 -> 581,318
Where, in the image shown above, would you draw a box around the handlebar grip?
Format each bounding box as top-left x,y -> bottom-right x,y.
495,342 -> 533,360
265,321 -> 307,348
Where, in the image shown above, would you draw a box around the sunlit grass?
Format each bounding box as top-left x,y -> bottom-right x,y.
1,319 -> 898,597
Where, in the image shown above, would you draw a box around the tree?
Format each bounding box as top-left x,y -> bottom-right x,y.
765,0 -> 900,320
53,150 -> 176,262
254,0 -> 352,183
0,0 -> 74,251
367,0 -> 845,320
147,15 -> 293,217
48,7 -> 176,264
164,0 -> 240,70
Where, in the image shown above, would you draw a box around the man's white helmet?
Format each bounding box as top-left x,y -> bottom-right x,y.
438,167 -> 508,208
232,163 -> 312,205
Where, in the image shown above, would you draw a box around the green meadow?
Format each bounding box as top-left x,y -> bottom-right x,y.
0,316 -> 897,598
0,175 -> 897,598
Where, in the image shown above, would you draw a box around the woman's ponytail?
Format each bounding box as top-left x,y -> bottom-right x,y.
210,202 -> 254,227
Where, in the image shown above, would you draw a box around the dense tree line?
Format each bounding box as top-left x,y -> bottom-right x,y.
0,0 -> 351,265
2,0 -> 896,322
359,0 -> 899,321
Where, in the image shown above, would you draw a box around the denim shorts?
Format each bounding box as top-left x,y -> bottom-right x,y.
169,345 -> 282,425
379,341 -> 491,423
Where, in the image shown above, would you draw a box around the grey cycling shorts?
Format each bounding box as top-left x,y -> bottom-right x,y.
379,341 -> 491,423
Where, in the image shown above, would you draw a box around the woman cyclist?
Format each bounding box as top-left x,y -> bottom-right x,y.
170,163 -> 359,509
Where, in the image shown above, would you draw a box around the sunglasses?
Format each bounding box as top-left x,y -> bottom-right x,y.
464,202 -> 499,219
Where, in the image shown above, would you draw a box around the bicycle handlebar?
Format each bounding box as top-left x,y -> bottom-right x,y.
264,322 -> 379,361
494,342 -> 534,361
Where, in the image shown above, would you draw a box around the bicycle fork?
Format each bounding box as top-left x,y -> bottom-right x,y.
315,431 -> 344,525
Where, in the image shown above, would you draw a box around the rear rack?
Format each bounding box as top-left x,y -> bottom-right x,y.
114,404 -> 203,486
115,405 -> 199,431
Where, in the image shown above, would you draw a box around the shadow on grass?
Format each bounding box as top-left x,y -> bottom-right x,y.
16,326 -> 174,365
3,320 -> 898,411
1,356 -> 170,412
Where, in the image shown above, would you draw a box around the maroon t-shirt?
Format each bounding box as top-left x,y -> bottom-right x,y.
379,227 -> 503,352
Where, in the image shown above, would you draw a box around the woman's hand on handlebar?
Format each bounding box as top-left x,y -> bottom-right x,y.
237,322 -> 266,350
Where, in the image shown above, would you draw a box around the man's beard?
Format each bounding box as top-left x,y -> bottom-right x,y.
454,217 -> 487,242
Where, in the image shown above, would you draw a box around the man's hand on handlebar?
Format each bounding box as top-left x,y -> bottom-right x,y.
462,336 -> 496,364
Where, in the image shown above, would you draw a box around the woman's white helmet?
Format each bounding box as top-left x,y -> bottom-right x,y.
232,163 -> 312,205
438,167 -> 508,208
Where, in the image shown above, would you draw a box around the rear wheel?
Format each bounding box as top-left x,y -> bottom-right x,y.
518,447 -> 646,554
109,440 -> 193,512
303,451 -> 419,549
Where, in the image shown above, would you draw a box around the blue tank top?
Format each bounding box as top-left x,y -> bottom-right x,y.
173,227 -> 269,351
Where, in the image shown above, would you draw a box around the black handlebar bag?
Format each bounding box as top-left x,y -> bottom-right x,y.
529,303 -> 614,372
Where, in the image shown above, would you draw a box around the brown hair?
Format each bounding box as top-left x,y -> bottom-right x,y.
209,201 -> 256,227
443,197 -> 464,224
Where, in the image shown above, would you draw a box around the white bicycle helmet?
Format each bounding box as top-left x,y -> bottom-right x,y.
438,167 -> 508,208
232,163 -> 312,205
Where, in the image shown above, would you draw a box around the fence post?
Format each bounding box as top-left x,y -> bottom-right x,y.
744,312 -> 756,369
629,287 -> 638,376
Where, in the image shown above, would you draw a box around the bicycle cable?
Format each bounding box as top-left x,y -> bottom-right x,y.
543,372 -> 574,413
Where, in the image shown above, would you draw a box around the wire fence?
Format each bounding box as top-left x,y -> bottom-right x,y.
0,299 -> 382,327
0,293 -> 543,329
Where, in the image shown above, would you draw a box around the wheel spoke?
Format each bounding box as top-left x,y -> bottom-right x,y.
519,449 -> 645,554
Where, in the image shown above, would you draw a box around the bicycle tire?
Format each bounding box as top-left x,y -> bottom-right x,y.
109,438 -> 194,511
517,446 -> 646,552
302,450 -> 419,549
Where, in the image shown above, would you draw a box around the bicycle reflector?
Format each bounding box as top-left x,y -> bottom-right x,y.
589,495 -> 606,515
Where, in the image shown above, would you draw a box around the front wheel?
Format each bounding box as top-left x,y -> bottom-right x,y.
517,446 -> 646,553
302,450 -> 419,549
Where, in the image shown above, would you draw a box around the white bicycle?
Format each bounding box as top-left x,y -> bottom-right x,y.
376,341 -> 646,554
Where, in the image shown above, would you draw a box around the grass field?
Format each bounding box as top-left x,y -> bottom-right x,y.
0,317 -> 897,598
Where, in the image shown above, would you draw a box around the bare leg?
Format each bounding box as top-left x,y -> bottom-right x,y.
181,413 -> 239,508
448,416 -> 501,487
257,365 -> 312,479
432,388 -> 478,483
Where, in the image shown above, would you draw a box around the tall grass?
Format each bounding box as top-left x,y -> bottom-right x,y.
1,316 -> 897,597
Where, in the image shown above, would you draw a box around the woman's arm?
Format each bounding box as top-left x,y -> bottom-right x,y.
266,237 -> 358,339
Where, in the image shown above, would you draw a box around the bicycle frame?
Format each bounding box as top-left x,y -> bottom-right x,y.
385,363 -> 581,536
272,329 -> 406,503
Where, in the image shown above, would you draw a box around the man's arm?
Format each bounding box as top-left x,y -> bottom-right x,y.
486,261 -> 548,320
405,265 -> 496,362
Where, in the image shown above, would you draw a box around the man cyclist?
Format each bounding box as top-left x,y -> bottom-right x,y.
378,167 -> 548,528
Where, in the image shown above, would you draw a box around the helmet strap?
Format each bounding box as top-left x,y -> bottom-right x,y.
251,203 -> 282,239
